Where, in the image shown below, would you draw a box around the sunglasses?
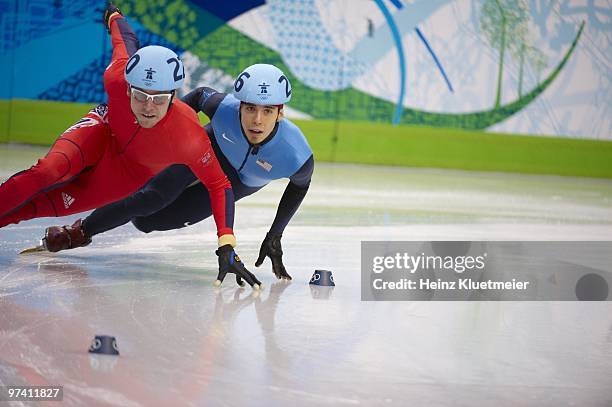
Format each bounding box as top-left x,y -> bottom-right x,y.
130,87 -> 173,105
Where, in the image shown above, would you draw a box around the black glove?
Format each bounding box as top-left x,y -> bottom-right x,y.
103,2 -> 122,33
215,245 -> 262,289
255,233 -> 291,280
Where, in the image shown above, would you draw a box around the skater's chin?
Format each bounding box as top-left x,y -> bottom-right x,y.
137,114 -> 160,128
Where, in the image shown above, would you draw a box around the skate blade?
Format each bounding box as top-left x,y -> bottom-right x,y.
19,245 -> 47,255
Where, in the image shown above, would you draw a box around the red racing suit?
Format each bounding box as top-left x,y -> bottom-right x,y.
0,14 -> 235,240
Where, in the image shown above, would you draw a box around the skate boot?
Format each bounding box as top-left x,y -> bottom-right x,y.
43,218 -> 92,252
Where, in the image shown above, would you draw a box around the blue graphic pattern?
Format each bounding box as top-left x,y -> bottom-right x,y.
38,29 -> 184,103
0,0 -> 100,53
374,0 -> 406,125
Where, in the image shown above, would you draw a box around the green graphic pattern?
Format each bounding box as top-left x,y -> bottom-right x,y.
118,0 -> 584,130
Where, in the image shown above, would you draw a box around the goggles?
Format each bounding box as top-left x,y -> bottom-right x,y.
130,87 -> 173,105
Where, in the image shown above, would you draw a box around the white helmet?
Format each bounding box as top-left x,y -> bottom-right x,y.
124,45 -> 184,91
233,64 -> 292,105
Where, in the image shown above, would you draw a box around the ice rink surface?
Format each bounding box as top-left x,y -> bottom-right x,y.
1,145 -> 611,406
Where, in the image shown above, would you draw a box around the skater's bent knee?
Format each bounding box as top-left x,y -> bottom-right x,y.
126,186 -> 162,208
131,217 -> 154,233
30,152 -> 74,185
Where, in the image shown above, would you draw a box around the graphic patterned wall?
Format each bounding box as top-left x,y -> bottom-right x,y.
0,0 -> 610,139
38,30 -> 184,102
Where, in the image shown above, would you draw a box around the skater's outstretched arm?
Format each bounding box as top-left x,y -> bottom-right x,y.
255,156 -> 314,280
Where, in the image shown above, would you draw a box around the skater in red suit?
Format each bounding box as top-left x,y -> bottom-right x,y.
0,4 -> 261,288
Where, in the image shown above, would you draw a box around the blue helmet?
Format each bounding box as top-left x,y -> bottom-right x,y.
124,45 -> 185,91
233,64 -> 292,105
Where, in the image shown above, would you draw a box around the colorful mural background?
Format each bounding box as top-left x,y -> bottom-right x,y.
0,0 -> 610,139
